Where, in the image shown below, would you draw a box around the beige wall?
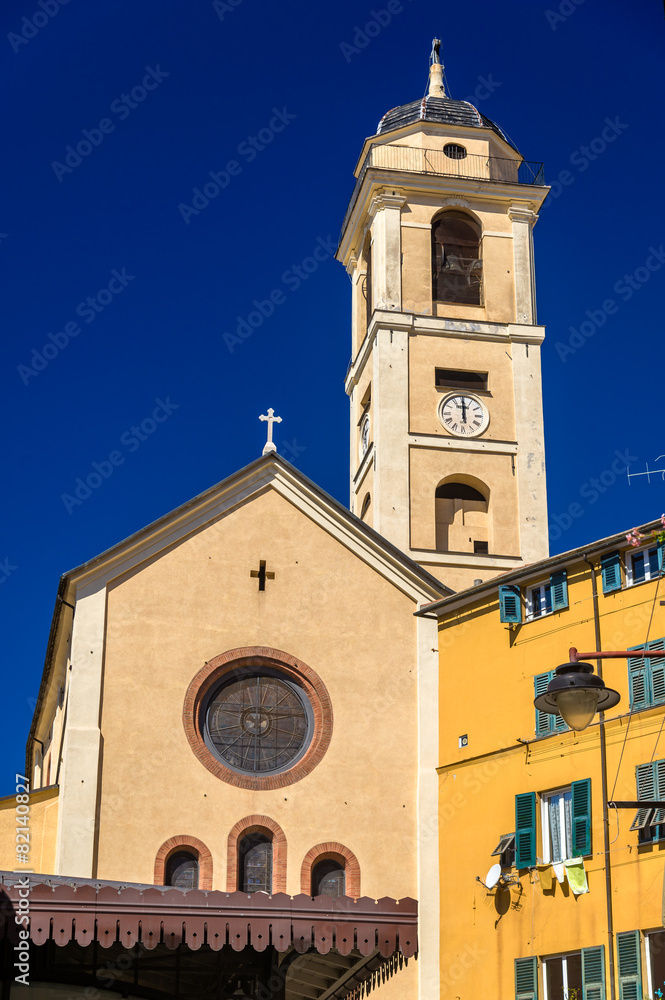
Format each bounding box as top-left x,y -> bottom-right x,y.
95,488 -> 420,900
401,198 -> 516,324
410,448 -> 519,556
408,336 -> 515,439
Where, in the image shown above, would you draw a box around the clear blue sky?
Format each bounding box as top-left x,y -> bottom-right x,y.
1,0 -> 663,794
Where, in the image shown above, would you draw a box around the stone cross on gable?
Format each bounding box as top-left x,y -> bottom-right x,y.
259,408 -> 282,455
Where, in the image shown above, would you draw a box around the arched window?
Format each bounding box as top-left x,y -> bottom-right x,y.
239,832 -> 273,894
435,480 -> 489,553
165,850 -> 199,889
360,492 -> 371,520
312,857 -> 345,897
432,211 -> 482,305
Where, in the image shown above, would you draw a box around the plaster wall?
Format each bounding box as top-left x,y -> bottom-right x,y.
94,488 -> 420,902
437,556 -> 665,1000
408,335 -> 516,439
409,447 -> 519,556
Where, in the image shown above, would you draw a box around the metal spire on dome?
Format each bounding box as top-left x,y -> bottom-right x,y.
428,38 -> 446,98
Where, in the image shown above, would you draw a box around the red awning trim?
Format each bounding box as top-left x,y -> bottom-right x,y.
0,883 -> 417,958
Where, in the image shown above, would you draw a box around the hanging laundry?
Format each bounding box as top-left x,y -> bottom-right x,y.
564,858 -> 589,895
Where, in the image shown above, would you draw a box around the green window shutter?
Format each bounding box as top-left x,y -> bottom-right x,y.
515,792 -> 536,868
515,956 -> 537,1000
534,672 -> 553,736
616,931 -> 642,1000
658,539 -> 664,574
553,701 -> 568,733
601,551 -> 622,593
582,946 -> 605,1000
571,778 -> 592,856
653,759 -> 665,824
500,585 -> 522,624
636,761 -> 656,799
648,638 -> 665,704
550,569 -> 568,611
628,653 -> 650,710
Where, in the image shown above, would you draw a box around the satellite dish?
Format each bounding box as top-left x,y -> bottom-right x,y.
485,864 -> 502,889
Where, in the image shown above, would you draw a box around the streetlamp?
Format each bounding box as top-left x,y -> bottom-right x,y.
534,648 -> 621,731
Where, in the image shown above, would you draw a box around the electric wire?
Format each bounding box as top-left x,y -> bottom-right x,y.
609,573 -> 661,802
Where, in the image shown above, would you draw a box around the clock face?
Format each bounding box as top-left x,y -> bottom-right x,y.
439,394 -> 488,437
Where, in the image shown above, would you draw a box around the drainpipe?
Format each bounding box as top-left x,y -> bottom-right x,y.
584,554 -> 616,1000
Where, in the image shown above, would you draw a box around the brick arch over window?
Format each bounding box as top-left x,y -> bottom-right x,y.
154,835 -> 213,890
227,815 -> 287,893
183,646 -> 333,790
300,842 -> 361,899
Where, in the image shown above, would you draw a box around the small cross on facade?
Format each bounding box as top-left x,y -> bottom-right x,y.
250,560 -> 275,592
259,408 -> 282,455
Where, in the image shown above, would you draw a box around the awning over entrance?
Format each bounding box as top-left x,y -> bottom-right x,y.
0,874 -> 417,1000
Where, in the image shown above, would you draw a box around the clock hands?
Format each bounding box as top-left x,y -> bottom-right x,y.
459,397 -> 468,424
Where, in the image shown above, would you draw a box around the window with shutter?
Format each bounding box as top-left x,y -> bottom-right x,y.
646,931 -> 665,1000
601,551 -> 622,594
627,545 -> 662,586
515,956 -> 538,1000
500,585 -> 522,623
617,931 -> 642,1000
543,954 -> 582,1000
628,638 -> 665,710
526,583 -> 553,621
571,778 -> 592,857
534,672 -> 567,736
550,569 -> 569,611
515,792 -> 536,868
582,946 -> 605,1000
540,781 -> 591,862
634,759 -> 665,843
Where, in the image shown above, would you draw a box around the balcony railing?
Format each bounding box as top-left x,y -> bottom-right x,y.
340,145 -> 545,242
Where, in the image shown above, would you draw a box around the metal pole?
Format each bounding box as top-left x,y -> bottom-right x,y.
584,555 -> 616,1000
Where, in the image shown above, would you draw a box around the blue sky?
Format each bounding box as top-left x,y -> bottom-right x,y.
1,0 -> 663,794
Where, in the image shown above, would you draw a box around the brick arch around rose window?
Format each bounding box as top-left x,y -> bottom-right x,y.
300,842 -> 361,898
182,646 -> 333,791
227,815 -> 287,893
154,835 -> 213,890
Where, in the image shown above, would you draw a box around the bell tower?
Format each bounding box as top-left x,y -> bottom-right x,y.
337,41 -> 550,592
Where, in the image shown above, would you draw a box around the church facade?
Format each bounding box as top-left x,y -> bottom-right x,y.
1,42 -> 556,1000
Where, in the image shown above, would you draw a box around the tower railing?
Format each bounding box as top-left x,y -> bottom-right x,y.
339,145 -> 545,244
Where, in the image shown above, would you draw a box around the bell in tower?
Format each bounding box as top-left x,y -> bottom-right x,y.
337,40 -> 550,592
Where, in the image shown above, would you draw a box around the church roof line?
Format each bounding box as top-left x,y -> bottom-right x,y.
60,451 -> 451,599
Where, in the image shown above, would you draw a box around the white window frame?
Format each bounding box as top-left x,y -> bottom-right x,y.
542,952 -> 582,1000
645,928 -> 665,1000
526,580 -> 553,621
540,787 -> 573,864
626,544 -> 660,587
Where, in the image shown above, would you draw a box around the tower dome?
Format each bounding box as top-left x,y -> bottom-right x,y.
376,38 -> 516,151
376,96 -> 515,150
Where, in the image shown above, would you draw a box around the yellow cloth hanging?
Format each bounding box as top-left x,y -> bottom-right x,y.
537,866 -> 553,890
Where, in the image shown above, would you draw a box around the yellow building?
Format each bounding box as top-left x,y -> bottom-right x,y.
419,521 -> 665,1000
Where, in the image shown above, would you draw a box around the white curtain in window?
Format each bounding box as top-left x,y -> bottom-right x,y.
563,790 -> 573,859
549,795 -> 562,862
549,790 -> 573,862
